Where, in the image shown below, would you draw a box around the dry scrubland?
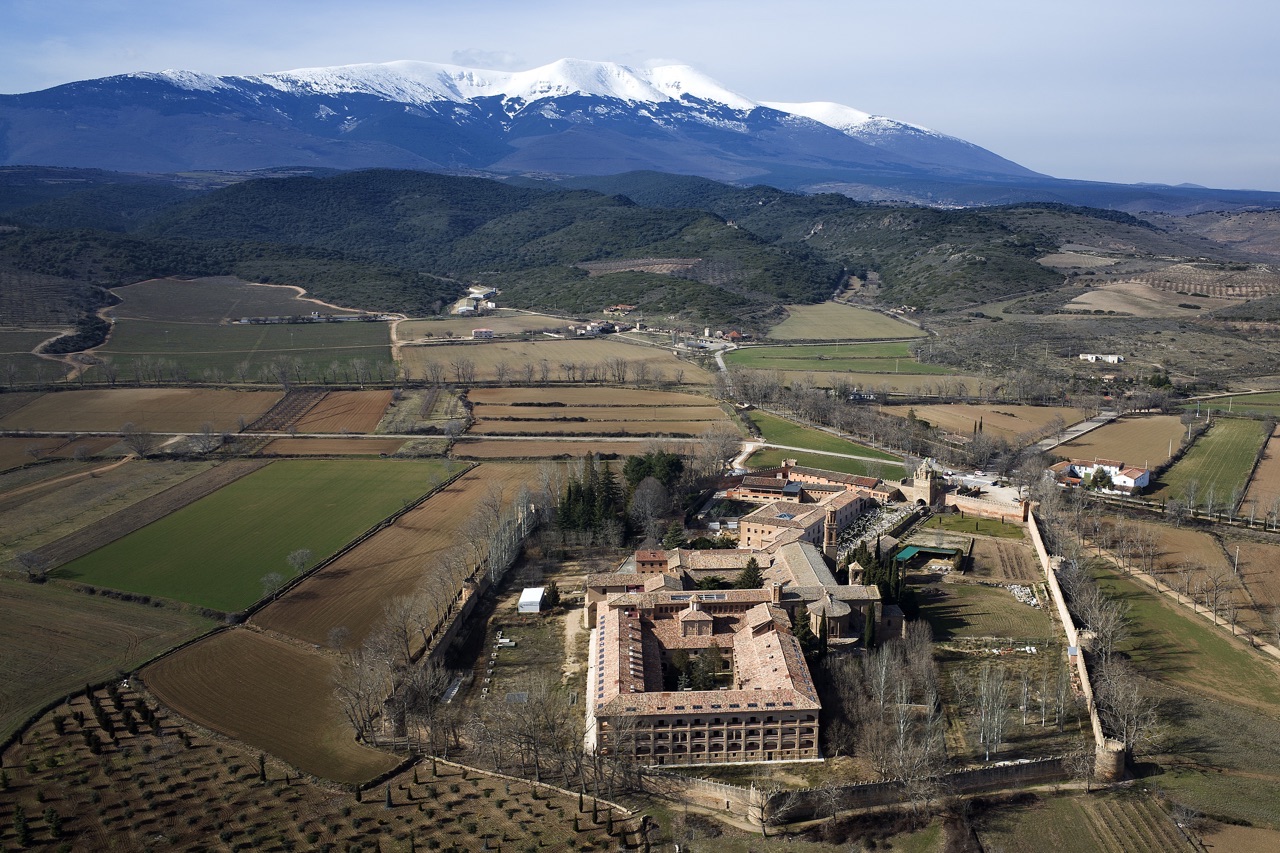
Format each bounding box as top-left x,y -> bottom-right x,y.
1058,414 -> 1185,468
884,403 -> 1088,443
291,389 -> 393,434
765,302 -> 926,340
399,337 -> 713,384
0,388 -> 283,433
144,630 -> 398,783
0,578 -> 213,742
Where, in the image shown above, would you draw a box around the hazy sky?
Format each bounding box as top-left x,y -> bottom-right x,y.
3,0 -> 1277,190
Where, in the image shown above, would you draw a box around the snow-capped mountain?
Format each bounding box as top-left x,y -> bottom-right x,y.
0,58 -> 1040,196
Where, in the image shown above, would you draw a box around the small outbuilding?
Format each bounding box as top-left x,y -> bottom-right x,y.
518,587 -> 547,614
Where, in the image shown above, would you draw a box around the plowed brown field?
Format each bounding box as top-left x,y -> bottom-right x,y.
474,404 -> 727,421
468,387 -> 716,406
0,435 -> 118,471
0,388 -> 283,433
292,390 -> 392,433
253,463 -> 548,647
970,539 -> 1041,583
144,630 -> 396,783
1243,426 -> 1280,516
453,438 -> 654,458
261,437 -> 405,456
469,419 -> 719,436
1059,415 -> 1186,468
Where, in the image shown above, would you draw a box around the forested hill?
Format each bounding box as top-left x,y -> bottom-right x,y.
0,168 -> 1224,327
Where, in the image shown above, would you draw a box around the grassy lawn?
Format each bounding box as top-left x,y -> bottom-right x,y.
1093,565 -> 1280,711
96,317 -> 394,382
920,583 -> 1055,640
747,409 -> 900,461
765,302 -> 926,341
1149,418 -> 1269,505
55,459 -> 465,611
747,448 -> 902,478
727,341 -> 952,374
922,513 -> 1025,539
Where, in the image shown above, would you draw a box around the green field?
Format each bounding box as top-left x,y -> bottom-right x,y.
1150,418 -> 1269,505
747,409 -> 900,461
1187,392 -> 1280,419
765,302 -> 926,341
1,329 -> 67,384
726,341 -> 953,375
921,513 -> 1025,539
920,582 -> 1055,640
747,447 -> 900,478
111,277 -> 364,323
55,459 -> 466,611
96,317 -> 393,383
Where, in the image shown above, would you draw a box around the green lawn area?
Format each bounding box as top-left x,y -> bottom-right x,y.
919,582 -> 1055,640
96,317 -> 393,383
921,513 -> 1025,539
1093,564 -> 1280,711
747,447 -> 903,478
55,459 -> 467,611
747,409 -> 900,460
727,341 -> 953,375
765,302 -> 926,341
1149,418 -> 1269,505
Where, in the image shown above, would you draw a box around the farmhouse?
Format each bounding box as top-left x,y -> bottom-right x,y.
1049,458 -> 1150,494
1078,354 -> 1125,364
471,328 -> 495,339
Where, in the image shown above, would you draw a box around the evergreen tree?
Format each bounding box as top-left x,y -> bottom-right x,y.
662,521 -> 686,549
735,557 -> 764,589
792,610 -> 818,657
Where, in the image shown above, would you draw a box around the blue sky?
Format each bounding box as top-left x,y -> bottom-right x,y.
3,0 -> 1277,190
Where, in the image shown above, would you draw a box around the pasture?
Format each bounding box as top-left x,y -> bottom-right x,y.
746,448 -> 897,478
1058,414 -> 1186,469
765,302 -> 925,340
398,337 -> 714,385
1242,425 -> 1280,516
144,629 -> 397,783
883,403 -> 1089,443
747,409 -> 900,461
0,578 -> 213,742
291,389 -> 392,433
253,463 -> 541,648
920,582 -> 1054,640
1149,418 -> 1269,505
0,387 -> 283,433
111,276 -> 363,322
396,312 -> 569,340
726,341 -> 952,374
54,459 -> 465,612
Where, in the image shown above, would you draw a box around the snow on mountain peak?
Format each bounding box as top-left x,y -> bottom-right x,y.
764,100 -> 934,139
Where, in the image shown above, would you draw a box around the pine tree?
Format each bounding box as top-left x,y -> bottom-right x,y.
735,557 -> 763,589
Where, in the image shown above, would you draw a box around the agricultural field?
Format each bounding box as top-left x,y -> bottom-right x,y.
747,409 -> 900,461
469,418 -> 722,436
474,404 -> 728,422
1058,414 -> 1186,470
95,315 -> 394,383
973,792 -> 1195,853
398,337 -> 714,385
374,387 -> 465,434
968,538 -> 1042,583
291,389 -> 392,433
1242,425 -> 1280,516
467,389 -> 734,439
746,447 -> 898,478
765,302 -> 926,341
254,463 -> 542,648
1098,261 -> 1280,300
1222,539 -> 1280,621
1149,417 -> 1269,504
0,434 -> 119,471
0,331 -> 62,384
0,578 -> 213,742
727,341 -> 953,374
0,459 -> 218,567
0,387 -> 283,433
2,691 -> 628,852
144,629 -> 397,783
111,276 -> 364,322
452,438 -> 656,459
469,386 -> 717,407
396,311 -> 570,340
920,581 -> 1055,640
1190,391 -> 1280,419
883,403 -> 1089,444
259,437 -> 407,456
1062,279 -> 1243,317
54,459 -> 465,612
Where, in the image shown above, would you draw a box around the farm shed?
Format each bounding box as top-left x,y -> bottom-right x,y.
518,587 -> 546,614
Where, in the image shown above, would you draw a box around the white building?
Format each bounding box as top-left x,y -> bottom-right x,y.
518,587 -> 546,614
1078,354 -> 1125,364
